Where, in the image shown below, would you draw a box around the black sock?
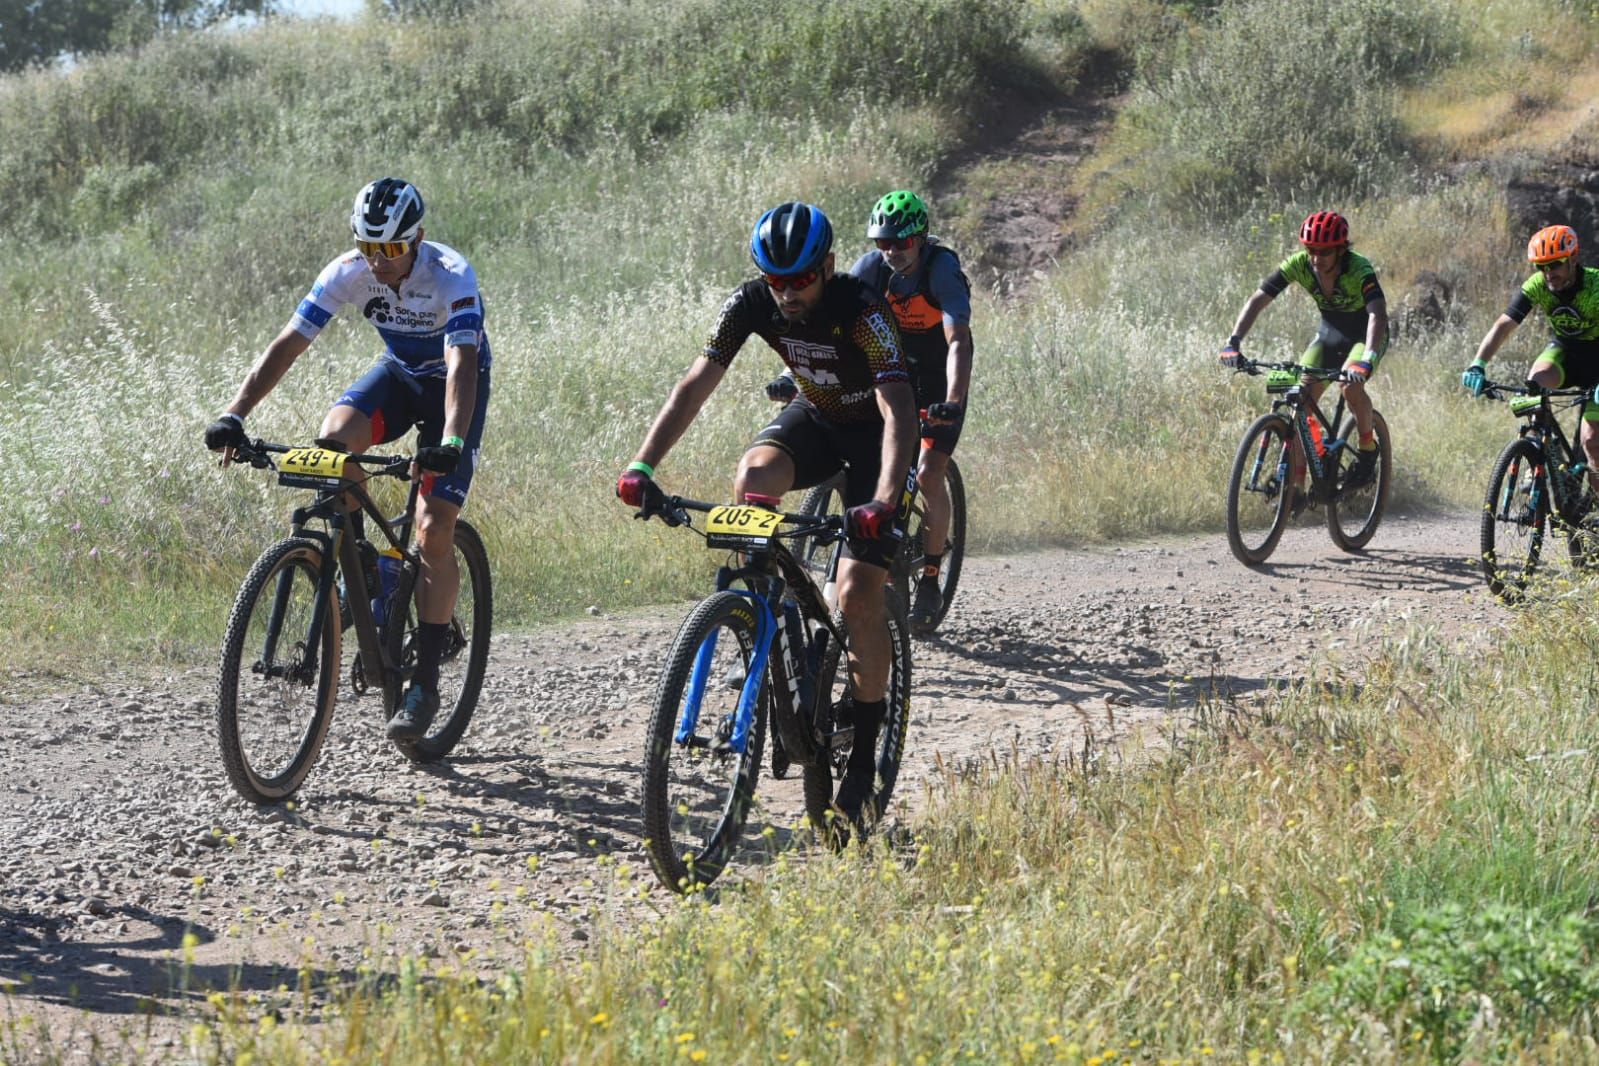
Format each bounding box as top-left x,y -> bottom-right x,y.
412,622 -> 450,692
848,698 -> 886,768
921,552 -> 942,579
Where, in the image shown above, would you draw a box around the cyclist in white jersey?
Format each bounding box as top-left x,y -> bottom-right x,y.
204,177 -> 491,741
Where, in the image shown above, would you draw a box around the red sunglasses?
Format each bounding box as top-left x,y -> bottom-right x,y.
762,269 -> 820,292
874,236 -> 916,251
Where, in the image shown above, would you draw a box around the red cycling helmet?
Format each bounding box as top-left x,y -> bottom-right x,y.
1299,210 -> 1349,249
1527,224 -> 1578,264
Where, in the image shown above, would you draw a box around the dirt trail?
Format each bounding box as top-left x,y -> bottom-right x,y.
0,509 -> 1507,1053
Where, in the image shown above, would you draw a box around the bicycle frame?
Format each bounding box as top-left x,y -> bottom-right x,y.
1500,387 -> 1592,522
1276,382 -> 1350,498
667,501 -> 845,769
243,441 -> 417,706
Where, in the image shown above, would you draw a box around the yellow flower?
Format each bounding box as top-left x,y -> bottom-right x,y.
590,1012 -> 609,1026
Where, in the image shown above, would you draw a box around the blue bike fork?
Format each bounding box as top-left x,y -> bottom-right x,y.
675,591 -> 776,754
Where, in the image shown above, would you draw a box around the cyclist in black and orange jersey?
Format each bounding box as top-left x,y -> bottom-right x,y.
849,190 -> 973,628
1220,210 -> 1389,511
616,201 -> 918,828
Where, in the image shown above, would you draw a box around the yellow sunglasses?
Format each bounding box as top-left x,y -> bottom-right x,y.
356,238 -> 413,260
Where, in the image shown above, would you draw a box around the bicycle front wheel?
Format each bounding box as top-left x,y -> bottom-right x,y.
1225,413 -> 1294,566
802,586 -> 913,841
216,537 -> 341,804
642,591 -> 767,892
384,518 -> 493,763
1327,410 -> 1392,551
1480,436 -> 1548,601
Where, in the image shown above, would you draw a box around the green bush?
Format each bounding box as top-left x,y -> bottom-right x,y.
0,0 -> 1037,247
1125,0 -> 1462,213
1305,903 -> 1599,1060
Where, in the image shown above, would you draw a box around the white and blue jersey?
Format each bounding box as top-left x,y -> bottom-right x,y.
290,241 -> 491,376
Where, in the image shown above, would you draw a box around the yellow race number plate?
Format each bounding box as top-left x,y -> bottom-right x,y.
277,446 -> 349,489
704,504 -> 783,550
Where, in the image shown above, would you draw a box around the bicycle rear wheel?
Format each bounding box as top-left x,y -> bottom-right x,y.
901,458 -> 966,635
1480,436 -> 1548,601
802,586 -> 912,842
1327,410 -> 1392,551
1225,413 -> 1294,566
1559,464 -> 1599,570
642,591 -> 767,892
216,537 -> 341,804
384,519 -> 493,763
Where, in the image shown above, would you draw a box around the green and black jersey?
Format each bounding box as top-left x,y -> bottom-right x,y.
1260,250 -> 1385,339
1506,266 -> 1599,342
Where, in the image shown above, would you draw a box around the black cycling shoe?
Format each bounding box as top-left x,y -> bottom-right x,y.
911,574 -> 943,629
830,699 -> 885,833
1343,449 -> 1378,491
387,684 -> 439,742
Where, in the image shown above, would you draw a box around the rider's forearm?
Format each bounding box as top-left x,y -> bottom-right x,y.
1364,300 -> 1388,356
634,358 -> 725,470
874,381 -> 919,503
1472,316 -> 1519,365
1229,290 -> 1274,340
227,327 -> 312,418
442,345 -> 479,442
944,324 -> 973,405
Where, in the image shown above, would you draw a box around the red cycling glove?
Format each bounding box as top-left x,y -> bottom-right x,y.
846,499 -> 895,540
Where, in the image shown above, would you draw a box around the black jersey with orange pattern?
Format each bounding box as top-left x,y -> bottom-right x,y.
703,277 -> 911,425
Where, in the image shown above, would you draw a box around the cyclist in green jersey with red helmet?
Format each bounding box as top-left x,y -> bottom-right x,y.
1220,211 -> 1389,509
1462,224 -> 1599,488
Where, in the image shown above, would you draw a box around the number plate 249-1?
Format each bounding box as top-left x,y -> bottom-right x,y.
704,505 -> 783,551
277,447 -> 349,490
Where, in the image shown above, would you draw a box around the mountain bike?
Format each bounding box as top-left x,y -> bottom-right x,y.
1224,359 -> 1392,566
1477,380 -> 1599,601
215,439 -> 492,803
797,418 -> 965,635
634,493 -> 912,892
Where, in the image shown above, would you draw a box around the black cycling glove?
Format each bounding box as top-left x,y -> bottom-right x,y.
414,443 -> 461,475
204,413 -> 245,451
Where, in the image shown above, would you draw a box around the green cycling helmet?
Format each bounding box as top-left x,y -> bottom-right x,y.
867,190 -> 929,240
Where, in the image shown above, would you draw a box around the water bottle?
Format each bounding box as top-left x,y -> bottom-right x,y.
372,548 -> 404,627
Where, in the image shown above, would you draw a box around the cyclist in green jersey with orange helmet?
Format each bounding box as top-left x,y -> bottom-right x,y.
1463,224 -> 1599,487
1220,211 -> 1389,507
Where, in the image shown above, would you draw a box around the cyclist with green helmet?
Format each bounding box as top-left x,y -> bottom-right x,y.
850,190 -> 974,627
1220,210 -> 1388,509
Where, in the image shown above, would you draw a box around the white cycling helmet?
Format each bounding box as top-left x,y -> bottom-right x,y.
350,177 -> 425,243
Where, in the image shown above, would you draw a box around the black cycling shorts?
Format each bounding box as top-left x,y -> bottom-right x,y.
749,401 -> 903,569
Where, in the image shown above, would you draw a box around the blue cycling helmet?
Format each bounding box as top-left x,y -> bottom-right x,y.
750,202 -> 833,275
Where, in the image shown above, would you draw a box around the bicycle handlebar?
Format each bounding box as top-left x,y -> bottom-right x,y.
234,438 -> 414,480
1230,357 -> 1356,384
635,492 -> 847,544
1478,379 -> 1591,403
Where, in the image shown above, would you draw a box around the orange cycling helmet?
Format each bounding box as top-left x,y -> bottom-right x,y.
1527,224 -> 1578,264
1298,210 -> 1349,249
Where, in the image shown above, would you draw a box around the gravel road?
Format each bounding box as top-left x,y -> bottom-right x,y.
0,508 -> 1506,1055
